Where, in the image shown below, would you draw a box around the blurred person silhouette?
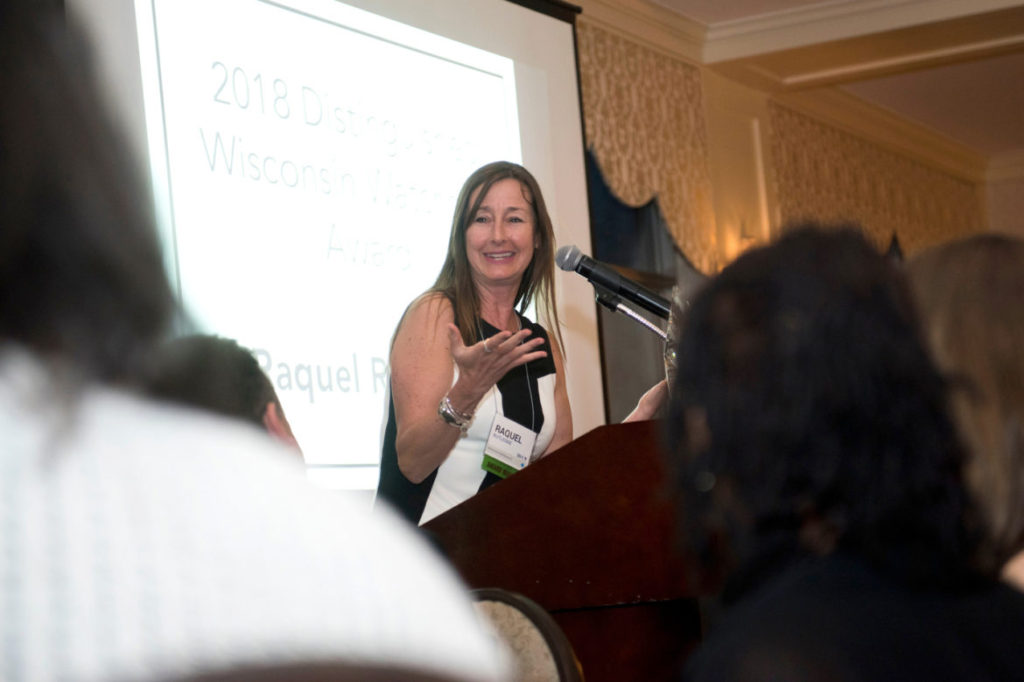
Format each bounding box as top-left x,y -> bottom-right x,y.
146,334 -> 302,456
0,3 -> 508,681
907,233 -> 1024,591
666,225 -> 1024,681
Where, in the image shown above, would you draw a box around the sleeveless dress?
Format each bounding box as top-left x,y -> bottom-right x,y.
376,314 -> 558,525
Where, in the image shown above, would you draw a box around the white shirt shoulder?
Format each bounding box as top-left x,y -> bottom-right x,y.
0,348 -> 508,682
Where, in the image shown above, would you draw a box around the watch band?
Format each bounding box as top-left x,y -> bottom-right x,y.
438,394 -> 473,432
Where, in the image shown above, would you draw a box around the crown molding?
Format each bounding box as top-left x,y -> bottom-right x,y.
574,0 -> 705,63
774,88 -> 988,183
777,35 -> 1024,89
710,15 -> 1024,93
702,0 -> 1024,63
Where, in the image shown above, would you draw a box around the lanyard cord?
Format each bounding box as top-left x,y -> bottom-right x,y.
478,315 -> 537,436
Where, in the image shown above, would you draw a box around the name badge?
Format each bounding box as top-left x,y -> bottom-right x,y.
481,414 -> 538,479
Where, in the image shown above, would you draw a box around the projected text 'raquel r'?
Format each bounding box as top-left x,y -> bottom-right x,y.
137,0 -> 520,467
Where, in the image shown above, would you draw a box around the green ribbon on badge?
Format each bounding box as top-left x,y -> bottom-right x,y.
482,454 -> 517,479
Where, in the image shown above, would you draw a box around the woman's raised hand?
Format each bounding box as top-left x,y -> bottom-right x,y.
446,324 -> 547,393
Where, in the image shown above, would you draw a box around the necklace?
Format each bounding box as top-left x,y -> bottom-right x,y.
476,315 -> 537,439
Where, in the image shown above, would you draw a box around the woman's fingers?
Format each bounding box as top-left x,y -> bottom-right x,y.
450,326 -> 547,379
462,328 -> 542,360
489,331 -> 546,365
482,330 -> 515,353
490,329 -> 533,353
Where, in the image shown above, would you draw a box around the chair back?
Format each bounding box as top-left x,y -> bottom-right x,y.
471,588 -> 584,682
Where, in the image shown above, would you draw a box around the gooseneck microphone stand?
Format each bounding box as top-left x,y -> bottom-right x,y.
593,284 -> 668,342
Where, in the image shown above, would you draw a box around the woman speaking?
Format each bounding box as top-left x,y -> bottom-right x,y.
376,161 -> 572,525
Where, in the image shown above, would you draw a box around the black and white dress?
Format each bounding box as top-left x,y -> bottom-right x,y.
376,314 -> 558,525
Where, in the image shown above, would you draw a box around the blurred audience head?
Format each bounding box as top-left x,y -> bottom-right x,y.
907,233 -> 1024,579
667,224 -> 975,588
0,0 -> 174,384
147,334 -> 301,454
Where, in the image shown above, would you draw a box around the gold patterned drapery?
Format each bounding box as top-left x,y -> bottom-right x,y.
769,104 -> 984,255
576,20 -> 718,274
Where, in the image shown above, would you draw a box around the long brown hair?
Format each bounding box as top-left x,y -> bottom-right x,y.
431,161 -> 562,353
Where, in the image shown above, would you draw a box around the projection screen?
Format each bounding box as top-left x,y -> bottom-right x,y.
67,0 -> 604,490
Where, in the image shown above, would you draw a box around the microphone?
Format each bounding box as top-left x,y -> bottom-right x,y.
556,245 -> 671,320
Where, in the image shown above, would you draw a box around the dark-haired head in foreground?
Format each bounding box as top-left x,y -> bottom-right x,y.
669,225 -> 972,583
669,225 -> 1024,681
0,0 -> 175,384
146,334 -> 301,455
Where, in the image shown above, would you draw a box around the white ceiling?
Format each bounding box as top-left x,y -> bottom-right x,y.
648,0 -> 1024,159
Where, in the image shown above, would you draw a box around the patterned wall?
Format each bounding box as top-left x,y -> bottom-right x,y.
576,20 -> 718,273
769,104 -> 984,255
576,19 -> 984,270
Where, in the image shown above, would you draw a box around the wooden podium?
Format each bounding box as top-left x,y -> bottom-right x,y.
423,421 -> 712,681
